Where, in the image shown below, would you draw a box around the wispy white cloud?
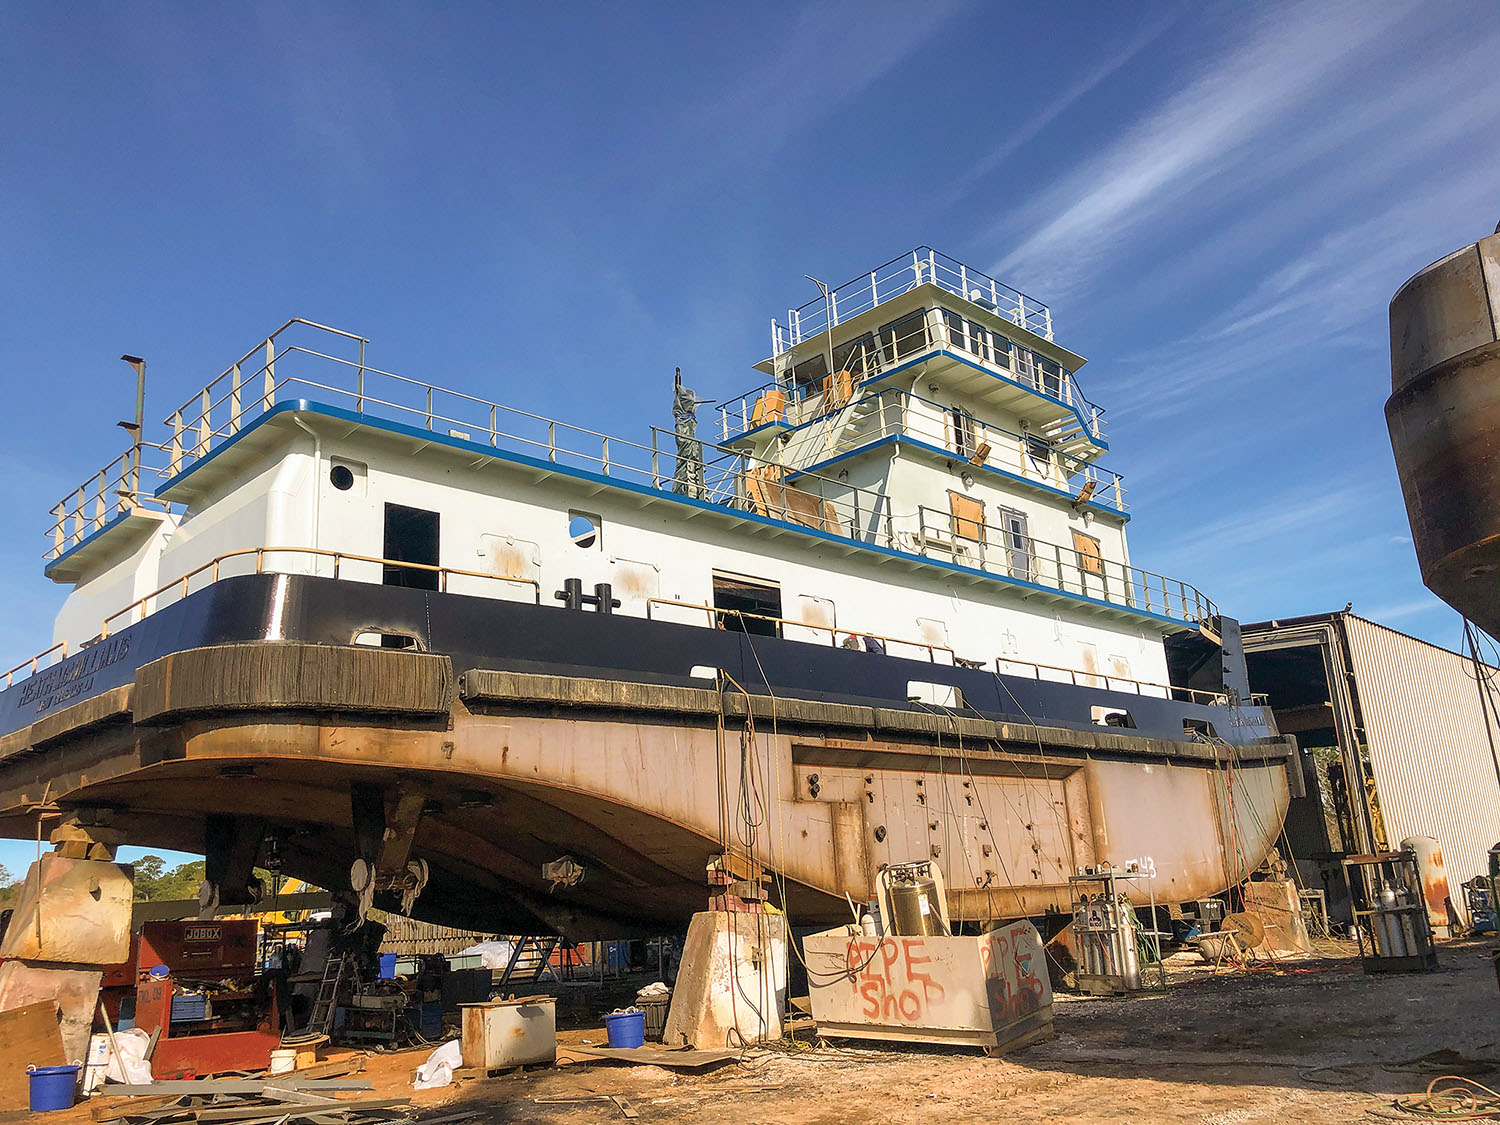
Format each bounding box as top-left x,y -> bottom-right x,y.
928,15 -> 1177,215
985,0 -> 1421,298
1105,153 -> 1500,425
678,0 -> 972,169
1361,597 -> 1446,622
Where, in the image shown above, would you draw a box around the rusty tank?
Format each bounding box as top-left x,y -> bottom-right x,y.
1386,227 -> 1500,635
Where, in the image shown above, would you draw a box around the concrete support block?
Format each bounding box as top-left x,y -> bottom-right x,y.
0,854 -> 133,964
662,911 -> 788,1050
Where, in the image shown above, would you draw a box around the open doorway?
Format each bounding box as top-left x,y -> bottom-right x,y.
383,503 -> 440,591
713,572 -> 782,636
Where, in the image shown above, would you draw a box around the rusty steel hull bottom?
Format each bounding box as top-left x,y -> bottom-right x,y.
0,645 -> 1293,938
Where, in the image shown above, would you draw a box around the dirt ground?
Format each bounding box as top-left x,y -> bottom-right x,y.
29,938 -> 1500,1124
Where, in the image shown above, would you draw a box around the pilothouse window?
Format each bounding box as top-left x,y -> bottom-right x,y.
712,572 -> 782,637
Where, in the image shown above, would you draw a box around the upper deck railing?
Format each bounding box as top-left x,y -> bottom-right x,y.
46,442 -> 173,560
41,321 -> 1204,628
772,247 -> 1053,356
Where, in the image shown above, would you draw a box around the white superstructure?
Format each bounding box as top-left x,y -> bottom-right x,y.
25,250 -> 1218,705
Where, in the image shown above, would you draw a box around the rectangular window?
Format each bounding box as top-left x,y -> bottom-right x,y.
832,333 -> 876,378
712,572 -> 782,637
1038,357 -> 1064,399
793,352 -> 829,392
382,503 -> 440,591
879,312 -> 929,361
1013,347 -> 1035,387
991,334 -> 1012,370
950,407 -> 976,458
968,320 -> 990,362
948,492 -> 986,543
942,310 -> 966,352
1001,508 -> 1030,577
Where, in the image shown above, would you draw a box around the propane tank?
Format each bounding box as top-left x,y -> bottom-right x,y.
1117,894 -> 1141,989
1402,836 -> 1455,935
1378,883 -> 1408,957
1397,885 -> 1421,956
1087,895 -> 1107,974
1096,896 -> 1116,975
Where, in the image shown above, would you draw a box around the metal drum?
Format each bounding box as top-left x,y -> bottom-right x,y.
1386,229 -> 1500,635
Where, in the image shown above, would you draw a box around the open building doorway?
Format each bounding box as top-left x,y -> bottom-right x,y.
713,572 -> 782,637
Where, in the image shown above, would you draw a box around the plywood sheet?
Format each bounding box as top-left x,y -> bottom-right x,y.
1072,531 -> 1103,575
0,1000 -> 65,1108
948,493 -> 986,542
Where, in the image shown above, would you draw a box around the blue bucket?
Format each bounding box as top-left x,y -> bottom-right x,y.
28,1064 -> 80,1113
378,953 -> 397,979
603,1009 -> 646,1049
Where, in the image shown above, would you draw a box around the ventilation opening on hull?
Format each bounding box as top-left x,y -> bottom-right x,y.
354,630 -> 422,650
1183,718 -> 1219,740
1092,706 -> 1135,728
712,572 -> 782,637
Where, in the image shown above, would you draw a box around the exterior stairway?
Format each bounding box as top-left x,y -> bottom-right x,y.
777,391 -> 893,475
1039,409 -> 1102,460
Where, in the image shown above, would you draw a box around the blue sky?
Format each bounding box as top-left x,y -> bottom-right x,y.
0,3 -> 1497,873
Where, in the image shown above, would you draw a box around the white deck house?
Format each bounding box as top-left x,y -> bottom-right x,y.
23,250 -> 1220,707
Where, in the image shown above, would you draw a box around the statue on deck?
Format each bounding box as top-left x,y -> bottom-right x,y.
673,367 -> 707,500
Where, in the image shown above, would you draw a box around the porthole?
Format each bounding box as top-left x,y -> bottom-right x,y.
330,465 -> 355,491
569,511 -> 600,549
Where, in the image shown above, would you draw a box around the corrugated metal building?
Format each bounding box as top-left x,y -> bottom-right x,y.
1243,612 -> 1500,922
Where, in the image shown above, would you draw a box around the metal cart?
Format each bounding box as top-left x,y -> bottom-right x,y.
1340,852 -> 1438,974
1069,866 -> 1166,994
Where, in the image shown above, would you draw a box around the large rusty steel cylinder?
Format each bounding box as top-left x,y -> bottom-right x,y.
1387,230 -> 1500,636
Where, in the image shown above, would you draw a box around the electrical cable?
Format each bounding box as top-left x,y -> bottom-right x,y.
734,628 -> 895,993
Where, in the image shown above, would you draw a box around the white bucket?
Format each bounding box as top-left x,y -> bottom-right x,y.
82,1035 -> 111,1094
269,1048 -> 297,1076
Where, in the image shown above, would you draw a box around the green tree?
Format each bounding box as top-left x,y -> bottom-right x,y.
131,855 -> 166,899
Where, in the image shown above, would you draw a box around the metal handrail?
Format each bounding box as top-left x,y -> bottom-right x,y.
163,318 -> 368,427
911,505 -> 1217,625
644,598 -> 955,664
98,546 -> 542,637
772,247 -> 1053,352
153,336 -> 901,546
993,656 -> 1229,707
1,641 -> 68,689
45,442 -> 173,560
